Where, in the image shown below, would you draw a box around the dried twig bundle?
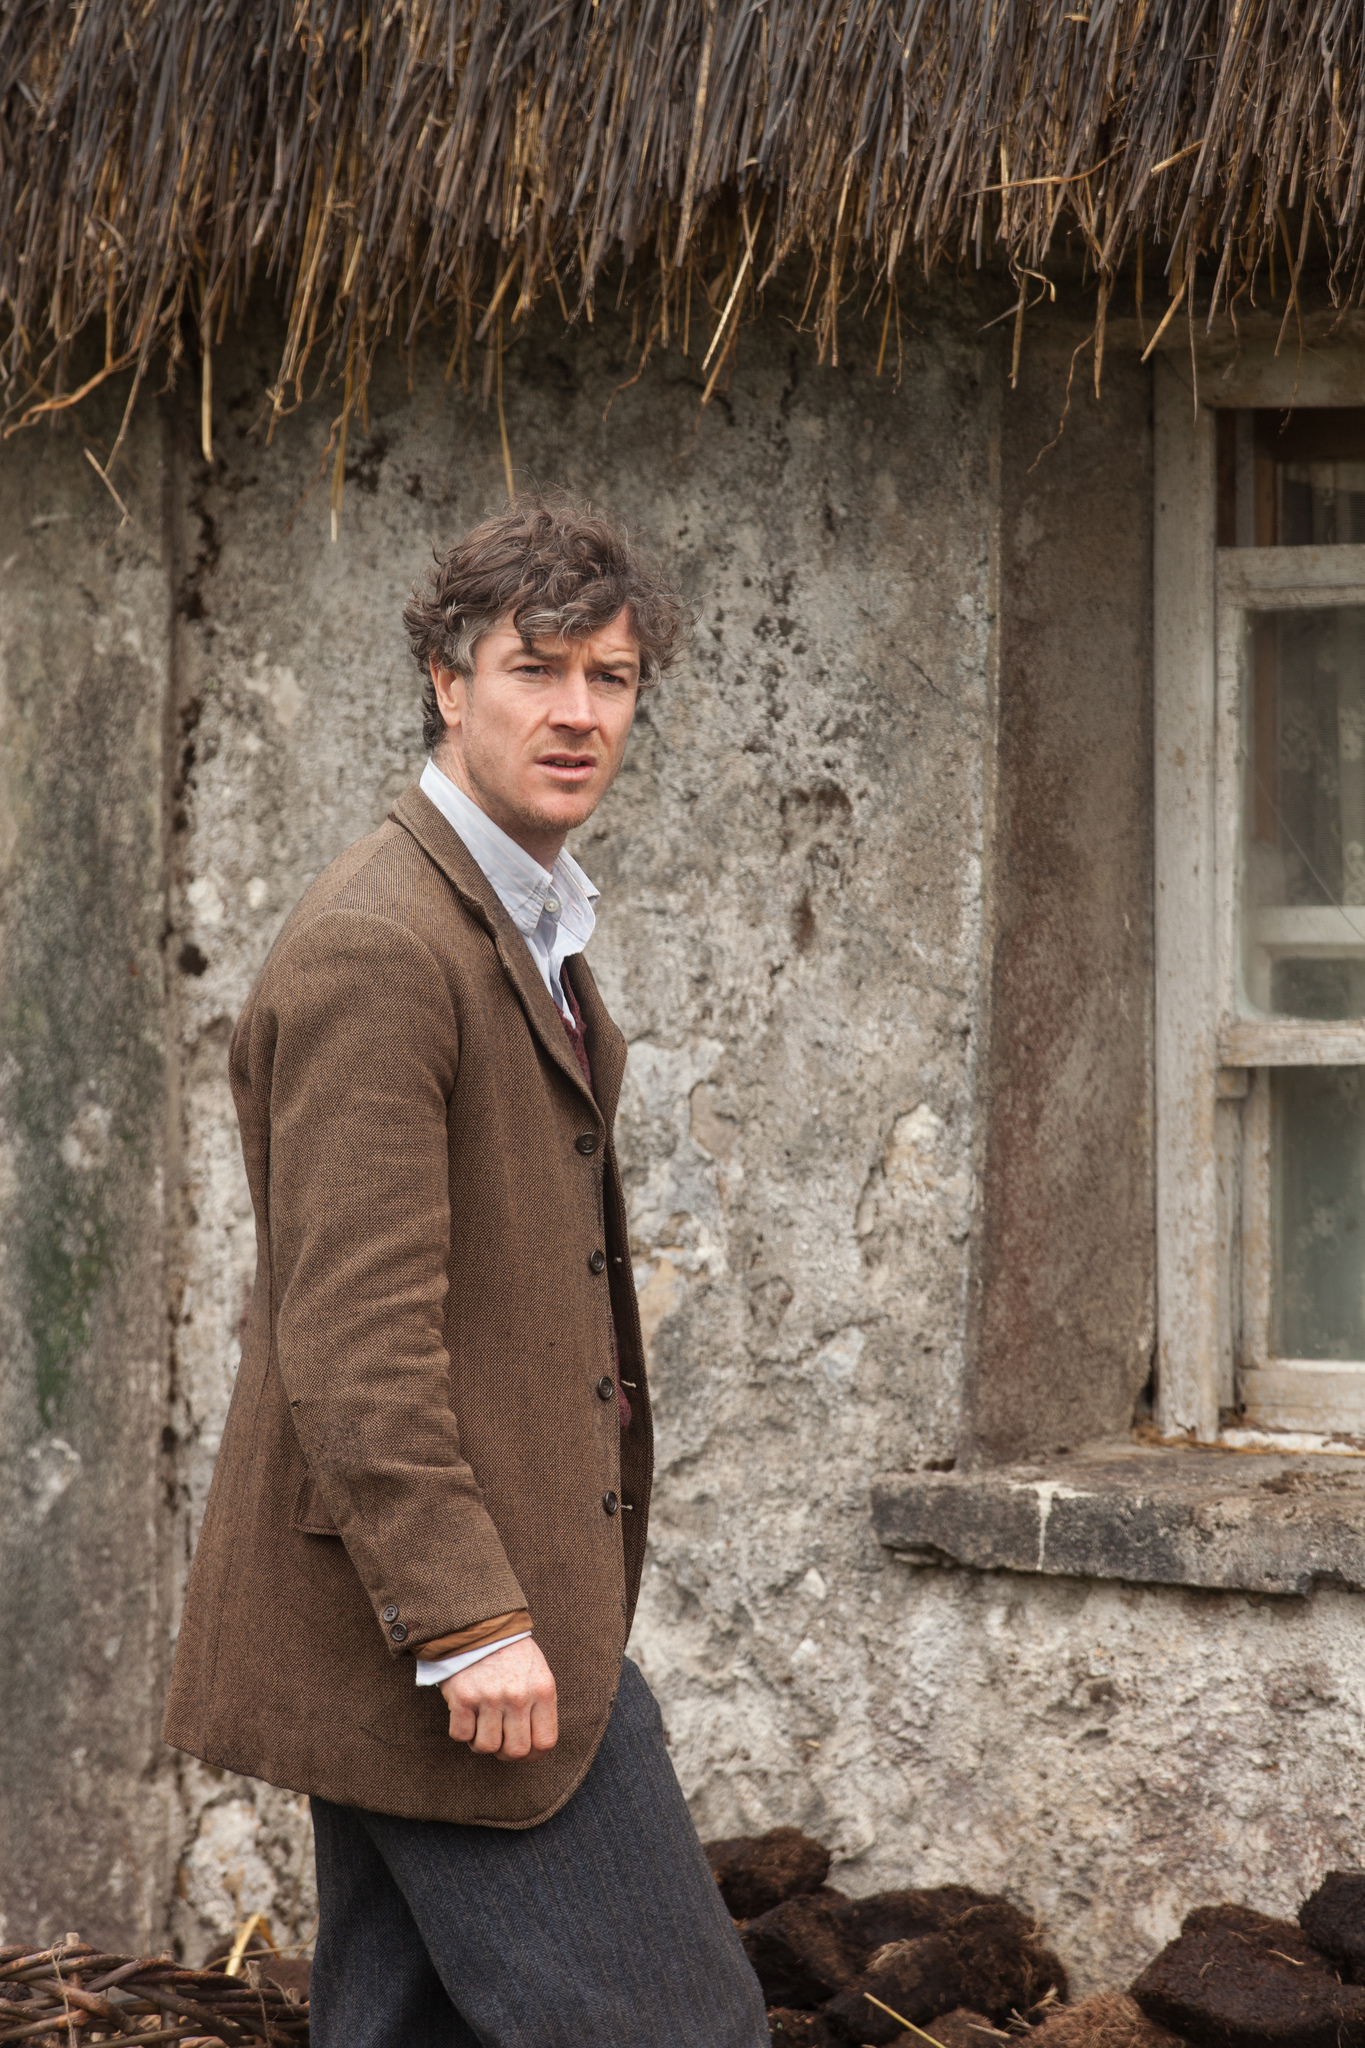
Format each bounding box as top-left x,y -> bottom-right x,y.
0,1939 -> 308,2048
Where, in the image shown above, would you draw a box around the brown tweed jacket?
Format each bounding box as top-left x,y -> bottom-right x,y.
161,785 -> 652,1826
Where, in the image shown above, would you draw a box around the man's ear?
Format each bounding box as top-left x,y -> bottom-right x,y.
429,657 -> 464,737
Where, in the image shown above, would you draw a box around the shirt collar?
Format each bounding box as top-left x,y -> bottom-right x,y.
418,757 -> 599,940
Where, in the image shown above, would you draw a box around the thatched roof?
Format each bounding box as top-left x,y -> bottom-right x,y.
2,0 -> 1363,456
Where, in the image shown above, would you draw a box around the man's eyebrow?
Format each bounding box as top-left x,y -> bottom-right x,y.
516,637 -> 640,671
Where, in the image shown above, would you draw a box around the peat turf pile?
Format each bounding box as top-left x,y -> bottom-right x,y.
7,1851 -> 1363,2047
710,1832 -> 1365,2048
705,1827 -> 1070,2043
1129,1877 -> 1365,2048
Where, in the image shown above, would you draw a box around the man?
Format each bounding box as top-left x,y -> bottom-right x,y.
163,499 -> 769,2047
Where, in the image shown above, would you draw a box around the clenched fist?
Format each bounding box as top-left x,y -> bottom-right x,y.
438,1637 -> 558,1761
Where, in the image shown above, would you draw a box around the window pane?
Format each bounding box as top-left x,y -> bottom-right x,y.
1273,1067 -> 1365,1359
1278,464 -> 1365,547
1219,410 -> 1365,546
1241,606 -> 1365,1018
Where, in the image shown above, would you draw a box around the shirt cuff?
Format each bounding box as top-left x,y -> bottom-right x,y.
413,1632 -> 532,1687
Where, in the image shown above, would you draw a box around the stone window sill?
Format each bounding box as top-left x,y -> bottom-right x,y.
870,1439 -> 1365,1596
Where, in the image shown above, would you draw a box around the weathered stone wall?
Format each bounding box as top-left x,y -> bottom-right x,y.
819,1565 -> 1365,1988
3,298 -> 1364,1996
0,396 -> 180,1949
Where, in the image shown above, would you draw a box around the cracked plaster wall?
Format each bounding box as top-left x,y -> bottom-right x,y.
4,298 -> 1365,1994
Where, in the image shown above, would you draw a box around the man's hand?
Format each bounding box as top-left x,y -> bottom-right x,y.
438,1638 -> 558,1761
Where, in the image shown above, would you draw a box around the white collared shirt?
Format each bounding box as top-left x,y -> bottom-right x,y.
411,755 -> 599,1688
418,756 -> 598,1022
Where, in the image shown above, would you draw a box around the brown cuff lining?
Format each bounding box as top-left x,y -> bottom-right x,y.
414,1609 -> 532,1662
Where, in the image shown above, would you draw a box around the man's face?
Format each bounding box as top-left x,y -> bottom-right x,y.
429,607 -> 640,864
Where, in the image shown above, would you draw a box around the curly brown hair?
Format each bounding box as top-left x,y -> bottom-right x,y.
403,495 -> 691,751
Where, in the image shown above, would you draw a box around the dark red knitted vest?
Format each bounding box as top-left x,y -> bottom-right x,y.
561,976 -> 631,1430
560,977 -> 595,1094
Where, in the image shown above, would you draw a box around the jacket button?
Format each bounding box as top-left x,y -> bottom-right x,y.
576,1132 -> 599,1155
603,1491 -> 619,1515
382,1604 -> 399,1623
389,1622 -> 408,1643
589,1249 -> 606,1274
597,1375 -> 615,1401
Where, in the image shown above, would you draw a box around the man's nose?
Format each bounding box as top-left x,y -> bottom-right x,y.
548,671 -> 597,729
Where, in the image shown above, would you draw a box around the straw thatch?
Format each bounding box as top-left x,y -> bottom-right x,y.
3,0 -> 1365,453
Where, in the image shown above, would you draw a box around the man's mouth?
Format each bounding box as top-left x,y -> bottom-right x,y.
538,753 -> 598,784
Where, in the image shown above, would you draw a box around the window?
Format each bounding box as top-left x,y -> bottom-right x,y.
1156,377 -> 1365,1444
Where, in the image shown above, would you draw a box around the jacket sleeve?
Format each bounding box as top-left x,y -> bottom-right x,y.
243,907 -> 528,1655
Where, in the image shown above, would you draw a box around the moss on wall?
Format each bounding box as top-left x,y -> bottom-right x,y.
0,391 -> 178,1950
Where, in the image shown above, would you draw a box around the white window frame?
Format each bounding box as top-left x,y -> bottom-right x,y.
1154,362 -> 1365,1443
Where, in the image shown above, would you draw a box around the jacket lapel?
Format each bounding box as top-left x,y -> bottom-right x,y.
564,954 -> 627,1130
391,784 -> 597,1115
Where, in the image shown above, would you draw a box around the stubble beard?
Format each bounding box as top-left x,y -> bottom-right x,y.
457,734 -> 605,845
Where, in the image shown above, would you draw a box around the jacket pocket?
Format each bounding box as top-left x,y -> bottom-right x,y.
291,1469 -> 340,1537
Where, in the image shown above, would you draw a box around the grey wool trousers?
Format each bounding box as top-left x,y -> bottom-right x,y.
309,1659 -> 769,2048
